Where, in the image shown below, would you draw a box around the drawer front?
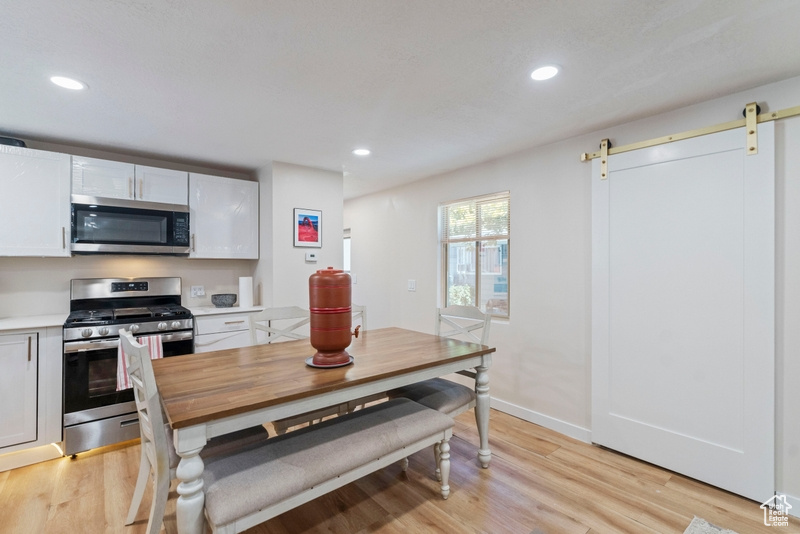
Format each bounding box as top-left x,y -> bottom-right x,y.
194,330 -> 251,353
194,313 -> 250,335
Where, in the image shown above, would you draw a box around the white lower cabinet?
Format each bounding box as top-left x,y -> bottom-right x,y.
0,325 -> 63,472
194,329 -> 251,353
0,333 -> 38,448
193,310 -> 259,353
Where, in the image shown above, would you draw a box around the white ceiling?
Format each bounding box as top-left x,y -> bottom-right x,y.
3,1 -> 800,199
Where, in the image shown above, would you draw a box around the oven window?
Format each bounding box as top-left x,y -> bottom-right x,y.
87,356 -> 118,397
63,346 -> 134,414
74,205 -> 167,244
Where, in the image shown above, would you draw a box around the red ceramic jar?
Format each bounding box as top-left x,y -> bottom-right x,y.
309,267 -> 359,365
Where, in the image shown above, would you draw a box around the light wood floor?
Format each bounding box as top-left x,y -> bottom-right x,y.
1,409 -> 797,534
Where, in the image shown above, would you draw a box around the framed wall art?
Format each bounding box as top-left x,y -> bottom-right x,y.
294,208 -> 322,247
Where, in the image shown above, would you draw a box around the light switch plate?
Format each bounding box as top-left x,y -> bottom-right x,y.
305,252 -> 318,262
407,279 -> 416,292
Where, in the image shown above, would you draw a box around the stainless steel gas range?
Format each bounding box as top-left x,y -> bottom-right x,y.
62,277 -> 194,456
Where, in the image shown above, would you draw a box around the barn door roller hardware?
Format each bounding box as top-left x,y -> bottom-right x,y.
600,139 -> 609,180
581,101 -> 800,164
744,102 -> 759,155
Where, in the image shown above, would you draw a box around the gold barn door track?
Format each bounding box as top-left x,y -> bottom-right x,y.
581,102 -> 800,167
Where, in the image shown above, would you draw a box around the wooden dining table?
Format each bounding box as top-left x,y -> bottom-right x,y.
152,326 -> 495,534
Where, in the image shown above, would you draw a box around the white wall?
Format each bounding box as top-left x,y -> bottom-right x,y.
344,75 -> 800,501
254,161 -> 343,307
254,163 -> 274,306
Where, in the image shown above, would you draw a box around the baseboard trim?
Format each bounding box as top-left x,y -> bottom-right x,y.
489,399 -> 799,516
782,493 -> 799,519
0,443 -> 63,472
490,397 -> 592,443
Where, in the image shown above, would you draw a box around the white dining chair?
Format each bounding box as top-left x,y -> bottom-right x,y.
249,305 -> 310,345
249,306 -> 348,434
344,304 -> 390,413
351,303 -> 367,332
121,330 -> 269,534
387,305 -> 491,476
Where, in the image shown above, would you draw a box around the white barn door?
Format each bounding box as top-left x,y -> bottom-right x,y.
591,123 -> 775,502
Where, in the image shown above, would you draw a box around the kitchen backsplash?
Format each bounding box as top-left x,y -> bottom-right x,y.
0,255 -> 255,318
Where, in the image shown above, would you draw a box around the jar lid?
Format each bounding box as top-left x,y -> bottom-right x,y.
316,266 -> 343,275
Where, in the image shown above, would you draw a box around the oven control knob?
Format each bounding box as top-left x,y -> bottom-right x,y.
81,328 -> 93,338
130,324 -> 140,333
98,327 -> 110,336
158,322 -> 168,331
171,321 -> 182,329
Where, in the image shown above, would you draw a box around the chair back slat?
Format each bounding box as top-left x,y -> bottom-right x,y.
249,306 -> 311,345
435,305 -> 491,345
120,330 -> 170,484
352,304 -> 367,332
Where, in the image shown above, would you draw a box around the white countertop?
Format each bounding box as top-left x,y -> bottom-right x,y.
189,305 -> 265,316
0,314 -> 68,331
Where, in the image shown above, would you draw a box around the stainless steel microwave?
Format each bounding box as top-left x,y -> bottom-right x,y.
71,195 -> 190,255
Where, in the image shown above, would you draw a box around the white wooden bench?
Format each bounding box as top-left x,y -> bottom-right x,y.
201,397 -> 454,534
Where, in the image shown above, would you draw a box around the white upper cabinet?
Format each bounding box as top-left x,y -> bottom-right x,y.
71,156 -> 134,200
135,165 -> 189,204
72,156 -> 188,205
189,173 -> 258,259
0,145 -> 71,257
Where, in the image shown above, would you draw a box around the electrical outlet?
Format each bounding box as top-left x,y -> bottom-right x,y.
407,279 -> 416,292
191,285 -> 205,298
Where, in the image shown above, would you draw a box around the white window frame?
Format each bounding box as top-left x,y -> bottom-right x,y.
440,191 -> 510,318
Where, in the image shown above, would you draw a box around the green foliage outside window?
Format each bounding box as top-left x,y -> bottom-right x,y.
448,284 -> 475,306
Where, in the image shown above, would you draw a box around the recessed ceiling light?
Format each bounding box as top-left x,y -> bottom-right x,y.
50,76 -> 86,90
352,148 -> 371,156
530,65 -> 559,81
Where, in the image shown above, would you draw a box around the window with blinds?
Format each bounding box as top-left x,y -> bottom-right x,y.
440,191 -> 509,317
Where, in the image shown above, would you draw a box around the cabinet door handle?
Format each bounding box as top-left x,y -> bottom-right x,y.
139,178 -> 144,199
129,177 -> 134,198
224,320 -> 245,325
27,336 -> 32,362
62,227 -> 66,249
191,234 -> 196,252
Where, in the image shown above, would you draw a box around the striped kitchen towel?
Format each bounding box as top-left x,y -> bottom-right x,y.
117,335 -> 164,391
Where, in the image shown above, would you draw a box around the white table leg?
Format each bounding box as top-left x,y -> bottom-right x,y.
175,446 -> 206,534
433,441 -> 442,481
474,363 -> 491,468
439,437 -> 451,499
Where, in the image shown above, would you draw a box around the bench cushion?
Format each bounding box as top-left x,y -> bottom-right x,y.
388,378 -> 475,414
202,398 -> 452,527
166,424 -> 270,470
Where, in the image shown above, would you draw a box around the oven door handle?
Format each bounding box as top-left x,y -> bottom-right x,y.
63,331 -> 194,353
64,339 -> 120,353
